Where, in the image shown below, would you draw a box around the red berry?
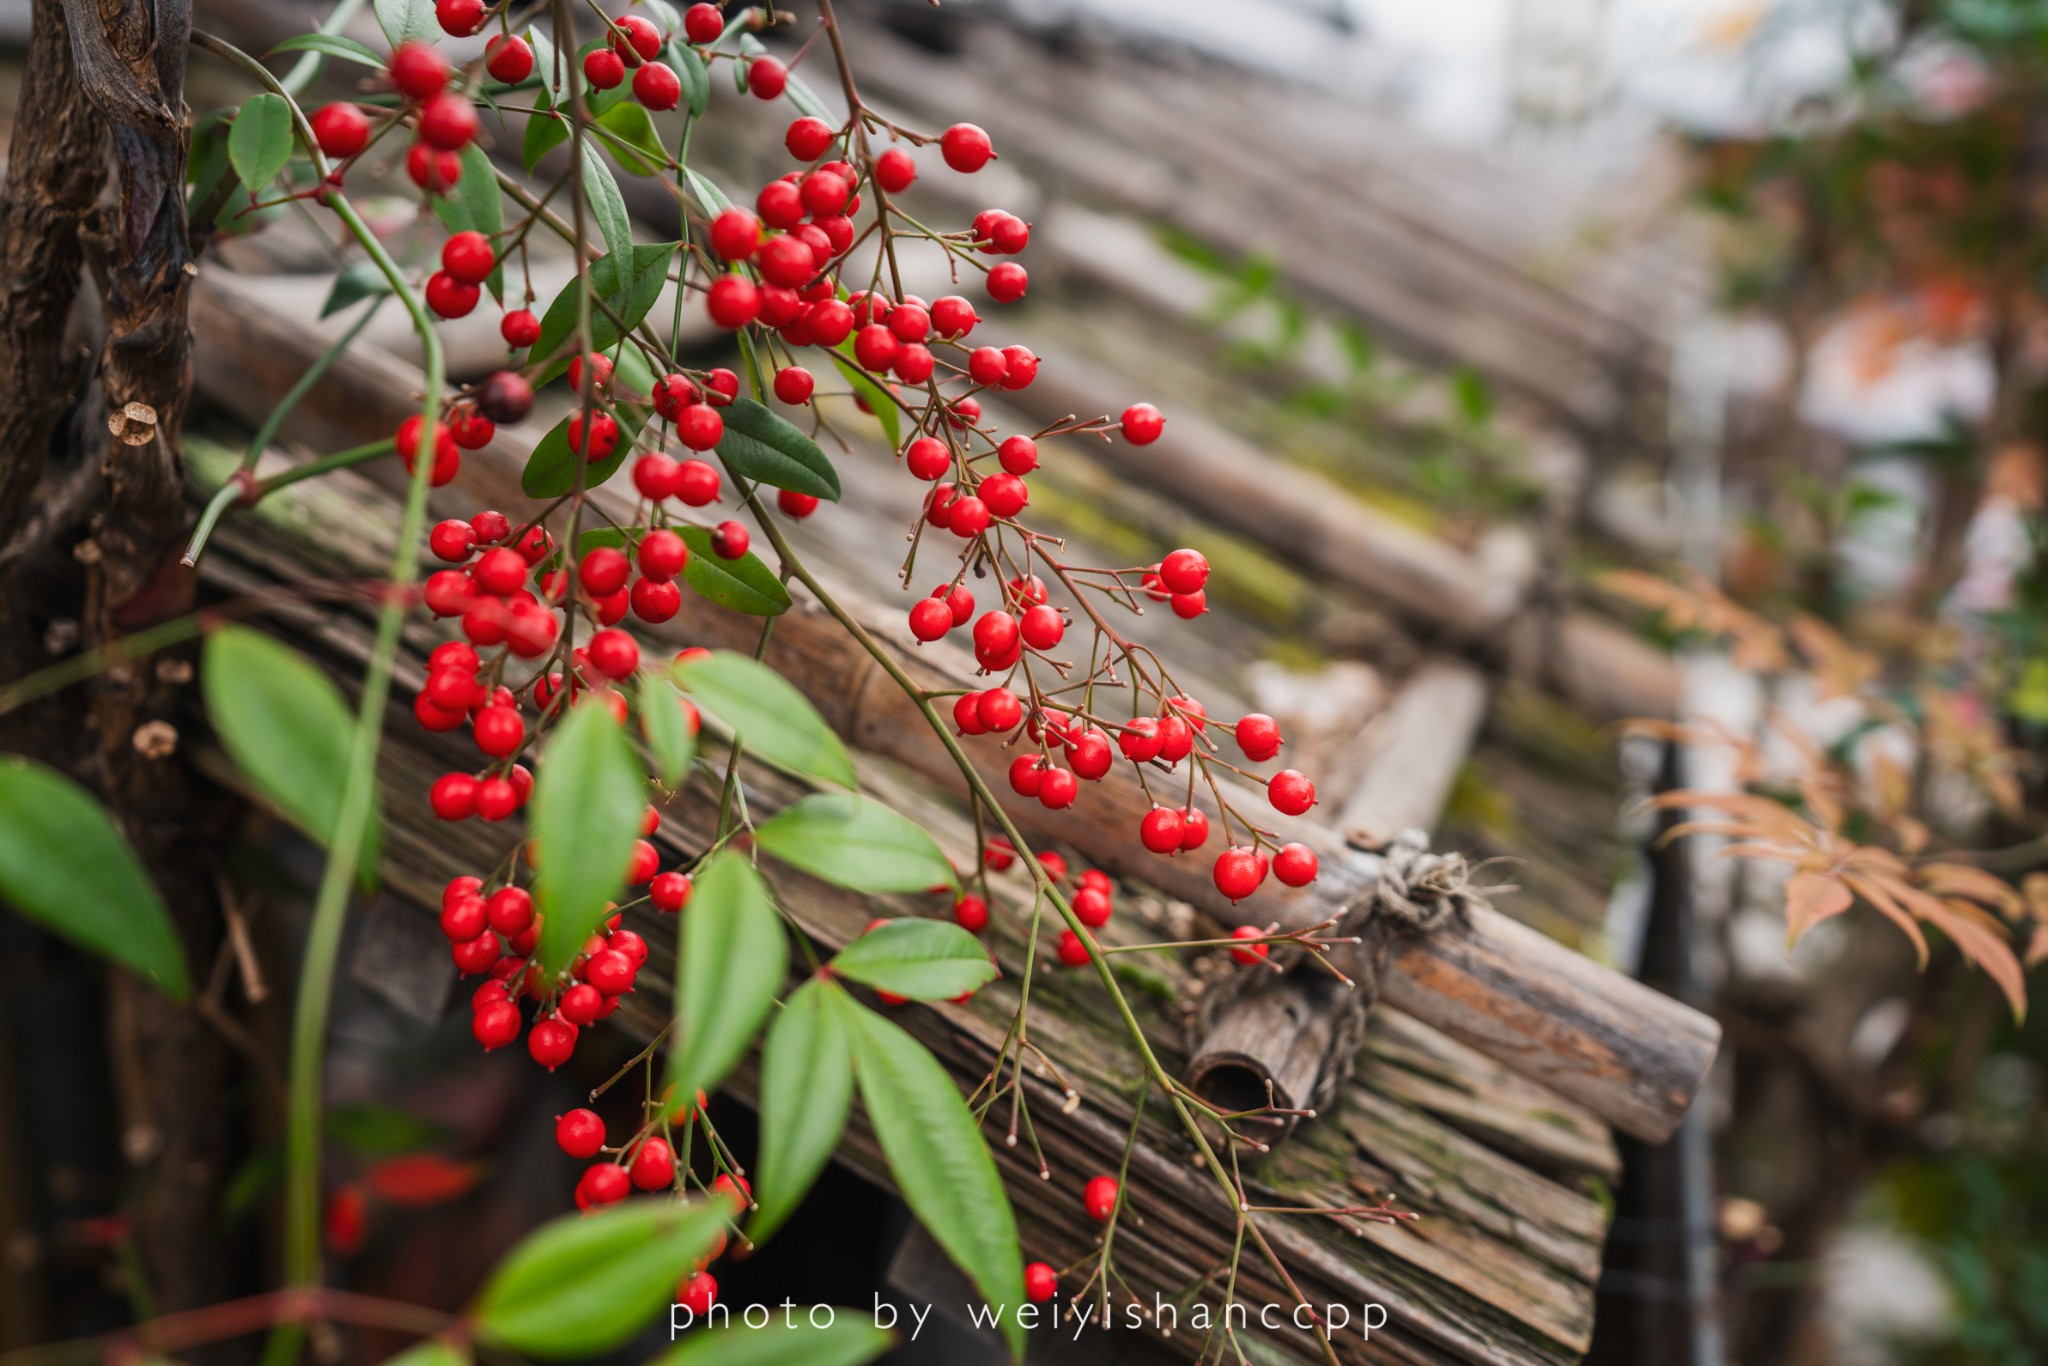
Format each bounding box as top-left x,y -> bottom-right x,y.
405,142 -> 463,194
948,495 -> 991,539
583,48 -> 626,90
953,894 -> 989,933
485,33 -> 534,83
425,271 -> 479,318
1229,925 -> 1270,965
473,999 -> 521,1049
1037,851 -> 1069,883
986,264 -> 1027,304
440,893 -> 486,940
390,43 -> 449,100
1268,769 -> 1316,816
639,528 -> 690,581
631,577 -> 682,623
940,123 -> 995,172
952,693 -> 987,736
436,0 -> 485,35
1066,727 -> 1112,780
430,772 -> 477,820
575,1162 -> 629,1208
675,458 -> 721,504
746,56 -> 787,99
1213,847 -> 1266,902
1274,842 -> 1318,887
676,404 -> 724,452
1073,886 -> 1112,928
418,92 -> 478,150
980,471 -> 1028,519
875,146 -> 917,192
633,61 -> 681,110
707,274 -> 759,328
473,706 -> 525,758
476,775 -> 521,821
909,597 -> 952,643
1008,753 -> 1046,798
1025,1262 -> 1058,1303
904,437 -> 950,482
1122,403 -> 1166,445
651,871 -> 693,913
1082,1175 -> 1118,1221
972,609 -> 1020,671
978,687 -> 1023,733
983,835 -> 1016,870
1020,603 -> 1063,651
448,406 -> 494,449
1178,806 -> 1210,852
1037,767 -> 1077,809
611,14 -> 662,61
581,546 -> 630,596
710,207 -> 761,261
853,323 -> 900,372
773,366 -> 815,404
785,116 -> 835,160
311,103 -> 370,159
1156,715 -> 1193,765
556,1109 -> 606,1159
442,230 -> 495,284
529,1017 -> 578,1070
566,411 -> 619,460
586,628 -> 640,679
651,374 -> 699,420
711,521 -> 749,559
684,2 -> 724,43
756,179 -> 804,229
941,583 -> 975,625
1056,929 -> 1091,968
487,886 -> 535,936
474,546 -> 528,595
430,519 -> 475,562
629,1136 -> 676,1191
677,1270 -> 717,1315
1235,713 -> 1282,761
777,489 -> 818,518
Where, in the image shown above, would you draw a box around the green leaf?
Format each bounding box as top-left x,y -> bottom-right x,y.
672,650 -> 855,788
378,1341 -> 469,1366
829,352 -> 900,451
674,525 -> 790,617
228,93 -> 295,192
846,1003 -> 1024,1356
531,243 -> 677,370
476,1197 -> 735,1356
637,671 -> 697,788
829,919 -> 994,1001
372,0 -> 435,46
749,979 -> 854,1243
203,626 -> 380,883
673,42 -> 711,117
531,699 -> 646,975
684,166 -> 731,215
430,144 -> 506,299
267,33 -> 386,70
666,851 -> 786,1111
523,102 -> 571,172
327,1102 -> 450,1156
321,260 -> 392,318
597,101 -> 669,176
655,1318 -> 891,1366
0,757 -> 188,999
715,398 -> 841,501
528,25 -> 565,101
755,794 -> 956,895
581,149 -> 636,266
521,404 -> 648,499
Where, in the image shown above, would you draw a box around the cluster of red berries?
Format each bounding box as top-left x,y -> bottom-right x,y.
309,42 -> 480,196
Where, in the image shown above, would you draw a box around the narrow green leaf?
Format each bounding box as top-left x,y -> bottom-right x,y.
531,243 -> 677,370
716,398 -> 841,501
528,24 -> 565,101
656,1318 -> 891,1366
228,93 -> 295,192
749,979 -> 854,1243
378,1341 -> 467,1366
371,0 -> 436,47
666,851 -> 786,1110
830,351 -> 900,451
637,672 -> 697,788
321,260 -> 393,318
203,626 -> 380,883
523,102 -> 571,172
830,919 -> 994,1001
476,1197 -> 735,1356
521,404 -> 647,499
671,650 -> 855,788
755,794 -> 956,895
673,42 -> 711,117
846,1003 -> 1024,1357
430,144 -> 506,299
597,101 -> 669,176
580,149 -> 636,266
674,525 -> 790,617
531,699 -> 646,975
684,166 -> 730,215
0,757 -> 188,999
268,33 -> 387,70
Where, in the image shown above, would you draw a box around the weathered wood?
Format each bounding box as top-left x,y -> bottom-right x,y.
185,267 -> 1717,1145
1337,659 -> 1491,844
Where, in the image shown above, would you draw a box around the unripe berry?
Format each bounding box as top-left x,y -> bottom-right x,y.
1274,842 -> 1318,887
311,103 -> 370,159
390,43 -> 449,100
486,34 -> 534,83
1121,403 -> 1166,445
1213,847 -> 1265,902
1268,769 -> 1316,816
1229,925 -> 1270,965
940,123 -> 995,172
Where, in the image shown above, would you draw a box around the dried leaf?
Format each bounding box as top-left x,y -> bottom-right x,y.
1785,871 -> 1854,947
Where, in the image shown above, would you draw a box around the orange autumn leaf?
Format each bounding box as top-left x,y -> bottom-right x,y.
1786,871 -> 1854,947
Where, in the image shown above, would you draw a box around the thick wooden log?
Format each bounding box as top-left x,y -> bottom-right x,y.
1336,659 -> 1492,844
185,266 -> 1717,1143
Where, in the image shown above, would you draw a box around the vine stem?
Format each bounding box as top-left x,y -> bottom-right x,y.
192,31 -> 450,1364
